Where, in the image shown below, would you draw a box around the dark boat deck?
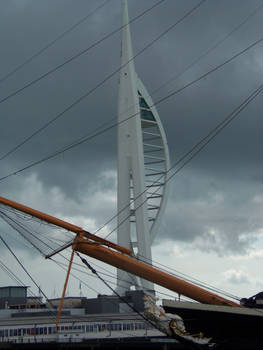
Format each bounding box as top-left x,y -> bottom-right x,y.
163,300 -> 263,348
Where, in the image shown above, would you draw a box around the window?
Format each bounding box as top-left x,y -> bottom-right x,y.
110,324 -> 121,331
137,322 -> 145,329
124,323 -> 134,331
138,92 -> 156,122
10,287 -> 26,298
99,324 -> 107,332
0,288 -> 9,297
139,97 -> 148,109
140,109 -> 155,121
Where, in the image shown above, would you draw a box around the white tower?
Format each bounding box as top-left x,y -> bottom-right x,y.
117,0 -> 170,295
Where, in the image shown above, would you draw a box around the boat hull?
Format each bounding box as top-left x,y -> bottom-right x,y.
163,300 -> 263,348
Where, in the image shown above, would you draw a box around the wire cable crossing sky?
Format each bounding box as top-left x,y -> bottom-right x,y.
0,0 -> 263,301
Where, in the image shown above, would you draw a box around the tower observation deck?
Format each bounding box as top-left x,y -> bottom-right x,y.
117,0 -> 170,295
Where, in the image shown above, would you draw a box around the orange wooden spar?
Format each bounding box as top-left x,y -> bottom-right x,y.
56,249 -> 75,327
0,195 -> 241,307
74,235 -> 240,307
0,196 -> 131,255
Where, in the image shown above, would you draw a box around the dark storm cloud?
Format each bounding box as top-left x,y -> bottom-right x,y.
0,0 -> 263,255
159,171 -> 263,255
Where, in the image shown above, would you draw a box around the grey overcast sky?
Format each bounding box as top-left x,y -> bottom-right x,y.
0,0 -> 263,301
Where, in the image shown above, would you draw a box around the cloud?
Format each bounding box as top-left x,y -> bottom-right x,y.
1,0 -> 263,299
223,269 -> 250,285
232,248 -> 263,261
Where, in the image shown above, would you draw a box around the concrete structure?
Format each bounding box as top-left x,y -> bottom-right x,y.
0,289 -> 175,348
117,0 -> 170,295
0,286 -> 27,309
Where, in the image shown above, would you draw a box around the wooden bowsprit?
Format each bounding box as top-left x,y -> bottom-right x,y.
0,196 -> 241,326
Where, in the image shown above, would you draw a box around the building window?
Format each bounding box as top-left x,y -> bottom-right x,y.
139,97 -> 148,109
140,109 -> 155,121
138,91 -> 156,122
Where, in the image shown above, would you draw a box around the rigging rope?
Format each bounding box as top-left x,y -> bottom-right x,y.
76,252 -> 161,331
0,29 -> 262,183
0,0 -> 203,162
0,233 -> 56,312
0,202 -> 241,304
0,0 -> 112,85
101,82 -> 263,242
151,0 -> 263,97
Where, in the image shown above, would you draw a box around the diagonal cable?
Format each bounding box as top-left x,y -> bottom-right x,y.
0,0 -> 112,85
0,29 -> 262,182
0,0 -> 204,162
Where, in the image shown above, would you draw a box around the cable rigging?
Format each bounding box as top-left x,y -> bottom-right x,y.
0,0 -> 112,85
0,28 -> 262,183
94,84 -> 263,301
76,252 -> 163,332
101,81 -> 263,243
0,201 -> 242,304
0,232 -> 51,304
0,206 -> 176,302
53,256 -> 183,302
0,201 -> 239,304
0,0 -> 166,108
151,0 -> 263,96
0,259 -> 60,319
0,242 -> 146,326
0,219 -> 127,321
0,40 -> 262,306
0,213 -> 182,323
0,259 -> 26,287
0,0 -> 204,162
0,233 -> 68,323
1,0 -> 260,165
1,225 -> 214,344
0,2 -> 262,310
136,254 -> 240,301
50,259 -> 157,329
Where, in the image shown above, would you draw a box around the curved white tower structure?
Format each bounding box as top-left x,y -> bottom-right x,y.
117,0 -> 170,295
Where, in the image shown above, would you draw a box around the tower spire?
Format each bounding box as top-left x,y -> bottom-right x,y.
116,0 -> 170,295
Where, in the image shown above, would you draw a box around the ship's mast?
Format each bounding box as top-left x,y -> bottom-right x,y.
116,0 -> 170,294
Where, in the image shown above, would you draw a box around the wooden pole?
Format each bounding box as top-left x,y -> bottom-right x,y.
74,235 -> 240,307
56,249 -> 75,327
0,195 -> 240,307
0,196 -> 131,255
